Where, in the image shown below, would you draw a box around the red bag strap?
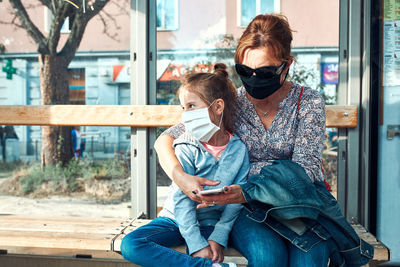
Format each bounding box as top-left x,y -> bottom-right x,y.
297,86 -> 304,111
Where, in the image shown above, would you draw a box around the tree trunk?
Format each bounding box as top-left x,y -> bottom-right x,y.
39,54 -> 74,167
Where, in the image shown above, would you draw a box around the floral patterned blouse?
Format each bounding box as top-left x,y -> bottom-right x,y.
162,83 -> 326,182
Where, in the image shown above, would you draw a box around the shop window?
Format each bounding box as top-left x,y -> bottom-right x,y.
157,0 -> 179,31
238,0 -> 280,27
68,68 -> 85,105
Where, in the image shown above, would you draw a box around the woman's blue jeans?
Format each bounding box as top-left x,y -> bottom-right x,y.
121,216 -> 214,267
121,210 -> 329,267
229,209 -> 330,267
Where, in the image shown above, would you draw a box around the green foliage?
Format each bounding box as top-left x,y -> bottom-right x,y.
0,161 -> 26,179
20,159 -> 128,195
56,135 -> 64,161
91,159 -> 126,179
290,64 -> 336,105
0,161 -> 23,172
21,164 -> 63,195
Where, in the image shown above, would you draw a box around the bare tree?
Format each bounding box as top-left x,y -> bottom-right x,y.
6,0 -> 112,167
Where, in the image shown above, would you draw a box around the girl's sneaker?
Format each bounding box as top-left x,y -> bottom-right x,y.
212,263 -> 237,267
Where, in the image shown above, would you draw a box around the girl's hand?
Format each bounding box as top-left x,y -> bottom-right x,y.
208,240 -> 224,262
175,172 -> 221,202
192,245 -> 213,259
197,184 -> 246,208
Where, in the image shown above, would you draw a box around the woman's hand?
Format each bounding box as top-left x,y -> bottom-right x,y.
192,245 -> 213,259
208,240 -> 224,262
197,184 -> 246,208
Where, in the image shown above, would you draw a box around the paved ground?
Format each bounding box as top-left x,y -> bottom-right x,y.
0,187 -> 170,218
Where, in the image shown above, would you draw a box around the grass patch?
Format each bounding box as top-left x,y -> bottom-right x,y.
20,159 -> 128,195
0,161 -> 26,179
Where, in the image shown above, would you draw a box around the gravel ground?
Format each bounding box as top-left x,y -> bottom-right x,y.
0,187 -> 170,218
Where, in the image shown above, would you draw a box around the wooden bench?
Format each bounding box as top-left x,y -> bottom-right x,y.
0,104 -> 389,266
0,215 -> 389,267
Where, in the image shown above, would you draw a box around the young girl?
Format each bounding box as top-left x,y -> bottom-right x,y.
121,63 -> 249,267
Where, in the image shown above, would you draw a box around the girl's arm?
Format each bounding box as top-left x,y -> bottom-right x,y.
154,133 -> 220,201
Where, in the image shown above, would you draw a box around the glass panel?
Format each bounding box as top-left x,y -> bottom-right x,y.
156,1 -> 340,205
0,0 -> 132,220
0,125 -> 131,218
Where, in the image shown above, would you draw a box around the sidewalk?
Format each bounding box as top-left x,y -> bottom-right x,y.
0,186 -> 170,218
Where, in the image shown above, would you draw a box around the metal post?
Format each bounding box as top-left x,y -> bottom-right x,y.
130,0 -> 152,219
148,0 -> 157,219
90,136 -> 94,157
359,0 -> 372,229
337,0 -> 349,214
35,140 -> 38,161
337,128 -> 347,213
346,0 -> 362,223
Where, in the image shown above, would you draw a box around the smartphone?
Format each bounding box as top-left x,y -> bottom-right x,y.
198,188 -> 224,195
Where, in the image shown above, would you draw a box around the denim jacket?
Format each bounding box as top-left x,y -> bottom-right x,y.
241,160 -> 374,267
158,132 -> 249,254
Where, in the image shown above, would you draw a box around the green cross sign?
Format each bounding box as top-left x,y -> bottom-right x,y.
2,59 -> 17,80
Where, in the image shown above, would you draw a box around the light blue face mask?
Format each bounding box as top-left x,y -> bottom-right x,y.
181,100 -> 223,142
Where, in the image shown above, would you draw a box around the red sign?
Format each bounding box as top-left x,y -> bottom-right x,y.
159,64 -> 213,81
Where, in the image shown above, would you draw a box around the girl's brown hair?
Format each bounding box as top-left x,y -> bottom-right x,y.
178,63 -> 237,132
234,14 -> 294,64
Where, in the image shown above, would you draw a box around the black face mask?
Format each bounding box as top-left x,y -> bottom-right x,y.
236,64 -> 289,100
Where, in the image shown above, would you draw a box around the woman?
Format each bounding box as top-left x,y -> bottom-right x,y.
155,14 -> 373,267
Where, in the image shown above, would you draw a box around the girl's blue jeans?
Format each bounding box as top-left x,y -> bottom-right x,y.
121,209 -> 329,267
121,216 -> 214,267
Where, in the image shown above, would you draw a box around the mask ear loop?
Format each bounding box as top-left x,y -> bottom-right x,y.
208,99 -> 224,129
280,67 -> 290,85
218,111 -> 224,128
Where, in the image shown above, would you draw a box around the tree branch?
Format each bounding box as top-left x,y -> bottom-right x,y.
9,0 -> 49,54
0,13 -> 23,29
47,2 -> 72,54
59,0 -> 110,63
97,10 -> 120,41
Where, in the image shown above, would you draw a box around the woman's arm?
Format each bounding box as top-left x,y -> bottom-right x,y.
292,89 -> 326,182
154,134 -> 185,182
154,134 -> 220,201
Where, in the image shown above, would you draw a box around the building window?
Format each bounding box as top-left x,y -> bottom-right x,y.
157,0 -> 179,31
237,0 -> 280,27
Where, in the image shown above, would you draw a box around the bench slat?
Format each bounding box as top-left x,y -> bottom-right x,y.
0,215 -> 389,265
0,105 -> 357,128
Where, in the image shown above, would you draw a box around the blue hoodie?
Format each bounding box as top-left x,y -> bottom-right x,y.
158,132 -> 249,255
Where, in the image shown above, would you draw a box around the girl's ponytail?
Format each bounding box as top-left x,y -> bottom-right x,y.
213,63 -> 229,79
